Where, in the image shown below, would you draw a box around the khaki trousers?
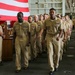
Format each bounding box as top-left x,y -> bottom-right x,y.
46,36 -> 60,71
59,38 -> 64,61
27,45 -> 31,61
42,35 -> 47,52
36,36 -> 42,54
15,37 -> 29,70
30,35 -> 37,59
0,37 -> 2,62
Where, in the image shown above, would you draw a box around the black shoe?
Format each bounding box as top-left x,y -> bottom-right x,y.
49,71 -> 54,75
15,69 -> 21,73
0,61 -> 3,66
54,68 -> 58,72
31,57 -> 36,61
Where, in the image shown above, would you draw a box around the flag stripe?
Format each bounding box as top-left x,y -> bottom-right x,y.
15,0 -> 28,3
0,3 -> 29,12
0,9 -> 30,17
0,0 -> 29,7
0,15 -> 28,21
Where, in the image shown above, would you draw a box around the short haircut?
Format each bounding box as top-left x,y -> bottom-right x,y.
50,8 -> 56,11
17,12 -> 23,16
28,15 -> 33,19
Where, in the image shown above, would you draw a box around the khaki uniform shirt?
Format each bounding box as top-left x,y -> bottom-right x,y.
29,22 -> 37,36
43,17 -> 61,38
35,21 -> 43,34
65,20 -> 71,32
61,20 -> 66,32
13,21 -> 30,39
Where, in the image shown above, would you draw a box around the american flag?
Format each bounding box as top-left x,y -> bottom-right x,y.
0,0 -> 30,21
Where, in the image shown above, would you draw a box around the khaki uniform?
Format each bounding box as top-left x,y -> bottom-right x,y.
65,20 -> 73,40
30,22 -> 37,59
0,26 -> 3,62
36,21 -> 43,54
13,21 -> 30,70
41,20 -> 47,52
63,21 -> 70,52
26,45 -> 31,61
44,17 -> 61,71
63,20 -> 73,52
59,20 -> 66,60
66,20 -> 73,41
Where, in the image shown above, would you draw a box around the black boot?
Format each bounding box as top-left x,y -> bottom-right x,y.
0,61 -> 3,66
49,71 -> 54,75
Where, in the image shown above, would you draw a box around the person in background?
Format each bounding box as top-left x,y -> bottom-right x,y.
56,14 -> 62,19
65,15 -> 73,41
39,14 -> 44,23
39,14 -> 47,52
0,24 -> 5,66
43,13 -> 49,20
28,16 -> 37,60
59,16 -> 66,60
34,15 -> 43,55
